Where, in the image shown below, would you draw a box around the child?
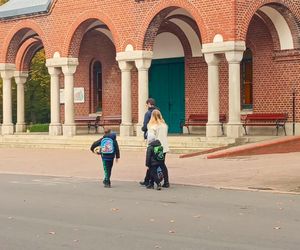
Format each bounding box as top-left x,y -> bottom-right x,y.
145,133 -> 164,190
90,128 -> 120,188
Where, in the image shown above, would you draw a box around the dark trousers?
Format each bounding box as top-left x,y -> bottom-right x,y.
102,159 -> 113,183
149,166 -> 161,185
144,153 -> 169,184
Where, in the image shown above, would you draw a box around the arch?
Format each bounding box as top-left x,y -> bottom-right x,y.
136,0 -> 208,51
238,0 -> 300,49
15,38 -> 43,71
62,10 -> 119,57
0,20 -> 49,63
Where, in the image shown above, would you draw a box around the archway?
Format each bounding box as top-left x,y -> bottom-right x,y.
144,7 -> 202,133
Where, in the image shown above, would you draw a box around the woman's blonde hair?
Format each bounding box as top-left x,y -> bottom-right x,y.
148,109 -> 166,127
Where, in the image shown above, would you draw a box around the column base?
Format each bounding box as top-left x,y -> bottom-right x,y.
1,124 -> 14,135
49,124 -> 62,136
206,123 -> 222,137
120,124 -> 133,136
226,123 -> 243,138
16,123 -> 26,133
135,124 -> 144,137
63,124 -> 76,136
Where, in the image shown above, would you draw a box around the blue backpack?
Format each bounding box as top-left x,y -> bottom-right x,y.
100,137 -> 114,155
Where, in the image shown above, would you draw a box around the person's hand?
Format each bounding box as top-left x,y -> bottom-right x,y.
115,158 -> 119,163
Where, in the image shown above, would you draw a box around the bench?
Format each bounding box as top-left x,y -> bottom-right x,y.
181,114 -> 226,135
242,113 -> 288,135
75,115 -> 122,133
74,116 -> 100,133
98,115 -> 122,130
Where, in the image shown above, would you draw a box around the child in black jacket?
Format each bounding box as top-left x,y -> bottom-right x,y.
90,129 -> 120,188
145,133 -> 164,190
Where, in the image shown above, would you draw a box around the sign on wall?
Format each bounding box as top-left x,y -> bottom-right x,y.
60,87 -> 85,104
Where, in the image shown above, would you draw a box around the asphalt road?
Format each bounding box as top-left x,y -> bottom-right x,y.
0,174 -> 299,250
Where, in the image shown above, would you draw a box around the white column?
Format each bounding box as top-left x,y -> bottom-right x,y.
47,66 -> 62,136
204,53 -> 222,137
225,51 -> 244,138
118,61 -> 133,136
62,63 -> 78,136
0,69 -> 15,135
135,58 -> 152,137
14,71 -> 28,133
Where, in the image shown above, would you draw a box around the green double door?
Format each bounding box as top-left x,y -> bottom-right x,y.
149,58 -> 185,133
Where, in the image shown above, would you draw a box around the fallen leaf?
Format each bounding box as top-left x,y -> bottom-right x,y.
111,208 -> 119,212
193,215 -> 201,218
155,245 -> 162,249
48,231 -> 56,235
168,230 -> 175,234
73,239 -> 79,243
273,226 -> 281,230
170,220 -> 175,223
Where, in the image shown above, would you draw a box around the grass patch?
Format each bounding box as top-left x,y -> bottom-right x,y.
28,123 -> 49,132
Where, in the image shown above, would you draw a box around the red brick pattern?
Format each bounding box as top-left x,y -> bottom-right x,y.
0,0 -> 299,126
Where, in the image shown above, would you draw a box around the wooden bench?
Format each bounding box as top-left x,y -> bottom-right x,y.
75,116 -> 100,133
98,115 -> 122,130
181,114 -> 226,135
242,113 -> 288,136
75,115 -> 122,133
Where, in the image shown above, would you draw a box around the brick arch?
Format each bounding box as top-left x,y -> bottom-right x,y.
237,0 -> 300,44
0,20 -> 49,63
136,0 -> 208,51
62,10 -> 119,58
15,38 -> 43,71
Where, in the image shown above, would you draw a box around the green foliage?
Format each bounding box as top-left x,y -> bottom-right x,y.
25,49 -> 50,124
28,123 -> 49,132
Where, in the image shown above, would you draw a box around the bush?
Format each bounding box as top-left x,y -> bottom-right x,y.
28,123 -> 49,132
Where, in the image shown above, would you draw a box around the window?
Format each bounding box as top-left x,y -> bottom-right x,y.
91,61 -> 102,113
241,48 -> 253,110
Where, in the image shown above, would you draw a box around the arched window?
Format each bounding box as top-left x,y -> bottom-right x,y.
241,48 -> 253,110
91,61 -> 102,113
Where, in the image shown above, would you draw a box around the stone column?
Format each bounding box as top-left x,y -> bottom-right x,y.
14,71 -> 28,133
118,61 -> 133,136
0,66 -> 15,135
225,51 -> 244,138
47,66 -> 62,136
62,63 -> 78,136
135,58 -> 152,137
204,53 -> 222,137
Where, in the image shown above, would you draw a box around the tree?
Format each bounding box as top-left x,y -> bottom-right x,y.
25,49 -> 50,124
0,0 -> 9,6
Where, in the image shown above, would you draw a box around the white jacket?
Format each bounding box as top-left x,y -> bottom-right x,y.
148,123 -> 169,153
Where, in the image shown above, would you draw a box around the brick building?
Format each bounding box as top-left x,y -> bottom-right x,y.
0,0 -> 299,137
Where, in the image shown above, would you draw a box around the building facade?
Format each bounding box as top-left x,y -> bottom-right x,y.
0,0 -> 299,137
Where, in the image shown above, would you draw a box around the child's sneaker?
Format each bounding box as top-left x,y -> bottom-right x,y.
156,183 -> 162,190
146,184 -> 154,189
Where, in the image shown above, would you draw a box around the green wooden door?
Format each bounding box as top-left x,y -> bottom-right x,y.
149,58 -> 185,133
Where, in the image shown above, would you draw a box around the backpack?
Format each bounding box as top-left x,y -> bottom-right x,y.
157,166 -> 164,181
100,137 -> 114,155
153,145 -> 164,161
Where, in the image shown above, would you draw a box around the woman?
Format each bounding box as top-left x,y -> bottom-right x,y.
147,109 -> 170,188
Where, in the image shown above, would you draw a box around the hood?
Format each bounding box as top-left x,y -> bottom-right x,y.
104,132 -> 116,140
149,139 -> 161,147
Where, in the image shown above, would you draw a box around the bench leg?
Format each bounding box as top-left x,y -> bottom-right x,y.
276,125 -> 279,136
221,124 -> 224,136
283,125 -> 287,136
243,125 -> 247,135
187,126 -> 190,134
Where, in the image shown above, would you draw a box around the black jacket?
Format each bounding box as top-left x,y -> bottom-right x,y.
141,106 -> 156,139
90,133 -> 120,160
145,139 -> 162,168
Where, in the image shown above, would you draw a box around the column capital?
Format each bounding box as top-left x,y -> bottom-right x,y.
225,50 -> 244,64
46,57 -> 79,68
47,66 -> 61,76
116,50 -> 153,62
62,64 -> 78,75
118,61 -> 133,71
14,71 -> 28,84
202,41 -> 246,54
135,58 -> 152,70
204,53 -> 221,66
0,70 -> 15,79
